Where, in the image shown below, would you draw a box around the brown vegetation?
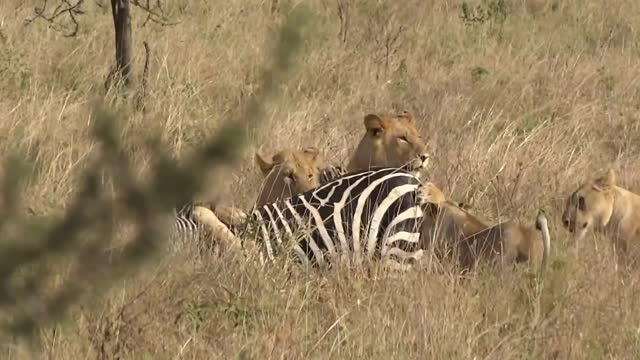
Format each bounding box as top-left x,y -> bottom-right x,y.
3,0 -> 640,358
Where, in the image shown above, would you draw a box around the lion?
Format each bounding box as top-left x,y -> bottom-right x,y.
194,147 -> 340,251
420,182 -> 551,272
347,111 -> 430,174
254,146 -> 337,207
203,146 -> 338,228
561,169 -> 640,266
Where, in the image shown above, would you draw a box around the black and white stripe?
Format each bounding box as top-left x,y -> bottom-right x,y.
240,167 -> 425,270
169,202 -> 208,251
320,166 -> 347,185
174,204 -> 202,235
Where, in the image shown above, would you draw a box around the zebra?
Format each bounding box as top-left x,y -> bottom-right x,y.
238,166 -> 426,270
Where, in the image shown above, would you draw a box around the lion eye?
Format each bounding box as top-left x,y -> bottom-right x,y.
399,136 -> 409,143
371,129 -> 382,137
577,196 -> 586,211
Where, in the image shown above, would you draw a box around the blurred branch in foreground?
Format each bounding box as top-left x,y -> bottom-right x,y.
0,4 -> 310,348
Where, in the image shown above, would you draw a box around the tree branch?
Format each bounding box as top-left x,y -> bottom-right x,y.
130,0 -> 178,27
25,0 -> 85,37
25,0 -> 178,36
134,41 -> 151,113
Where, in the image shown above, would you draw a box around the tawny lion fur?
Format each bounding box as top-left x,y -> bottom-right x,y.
347,111 -> 430,173
254,146 -> 333,207
420,182 -> 551,272
562,169 -> 640,266
208,146 -> 335,228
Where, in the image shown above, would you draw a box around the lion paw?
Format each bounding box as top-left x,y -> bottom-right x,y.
420,182 -> 447,204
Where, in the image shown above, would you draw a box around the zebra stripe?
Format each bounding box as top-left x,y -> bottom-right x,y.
239,167 -> 425,269
366,183 -> 422,258
169,204 -> 207,252
281,200 -> 325,264
330,170 -> 375,263
174,213 -> 200,235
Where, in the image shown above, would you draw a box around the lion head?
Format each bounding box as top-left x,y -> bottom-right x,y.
347,112 -> 430,173
254,147 -> 333,206
562,169 -> 616,241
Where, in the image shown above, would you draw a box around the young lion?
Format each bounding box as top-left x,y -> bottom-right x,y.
420,182 -> 551,272
201,146 -> 338,229
562,169 -> 640,265
254,146 -> 336,207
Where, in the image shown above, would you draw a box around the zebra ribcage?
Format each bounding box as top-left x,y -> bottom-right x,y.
174,214 -> 201,237
241,167 -> 425,268
169,205 -> 207,252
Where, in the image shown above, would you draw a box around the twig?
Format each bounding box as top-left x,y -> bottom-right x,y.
176,337 -> 192,358
130,0 -> 178,27
336,0 -> 349,43
25,0 -> 85,37
305,312 -> 349,356
26,0 -> 178,36
135,41 -> 151,113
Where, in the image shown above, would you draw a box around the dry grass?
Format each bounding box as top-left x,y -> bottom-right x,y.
2,0 -> 640,358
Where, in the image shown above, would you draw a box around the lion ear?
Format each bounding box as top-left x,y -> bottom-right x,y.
302,147 -> 320,162
364,114 -> 385,136
255,148 -> 276,175
605,169 -> 616,186
398,111 -> 416,125
593,168 -> 616,191
302,147 -> 319,155
271,150 -> 288,165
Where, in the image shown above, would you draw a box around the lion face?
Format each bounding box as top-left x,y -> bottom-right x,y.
562,170 -> 616,241
348,112 -> 430,172
255,147 -> 330,206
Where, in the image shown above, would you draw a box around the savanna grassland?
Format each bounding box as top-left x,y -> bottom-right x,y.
2,0 -> 640,358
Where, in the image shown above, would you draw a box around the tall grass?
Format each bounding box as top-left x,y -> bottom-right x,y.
2,0 -> 640,358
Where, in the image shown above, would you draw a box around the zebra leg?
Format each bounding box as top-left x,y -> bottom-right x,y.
191,206 -> 243,252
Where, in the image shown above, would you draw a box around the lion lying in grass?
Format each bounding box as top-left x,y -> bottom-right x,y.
420,182 -> 551,272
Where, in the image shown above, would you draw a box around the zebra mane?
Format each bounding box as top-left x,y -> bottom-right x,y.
319,165 -> 347,185
320,163 -> 422,186
174,201 -> 194,217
